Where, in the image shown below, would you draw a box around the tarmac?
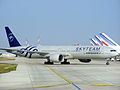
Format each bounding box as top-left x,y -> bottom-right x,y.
0,57 -> 120,90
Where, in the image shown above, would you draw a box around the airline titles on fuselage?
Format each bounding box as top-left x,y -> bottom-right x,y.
76,47 -> 101,51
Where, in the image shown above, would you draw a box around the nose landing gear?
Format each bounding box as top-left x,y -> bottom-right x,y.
106,58 -> 111,65
106,60 -> 110,65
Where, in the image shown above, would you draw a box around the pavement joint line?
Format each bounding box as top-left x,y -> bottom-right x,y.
34,83 -> 70,88
47,66 -> 82,90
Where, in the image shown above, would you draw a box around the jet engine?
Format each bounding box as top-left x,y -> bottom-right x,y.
78,59 -> 91,63
49,54 -> 64,62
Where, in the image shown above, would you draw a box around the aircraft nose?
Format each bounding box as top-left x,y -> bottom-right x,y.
110,49 -> 119,57
114,52 -> 119,56
110,52 -> 119,58
118,53 -> 120,56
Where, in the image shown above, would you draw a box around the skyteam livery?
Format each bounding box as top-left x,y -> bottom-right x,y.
0,27 -> 118,65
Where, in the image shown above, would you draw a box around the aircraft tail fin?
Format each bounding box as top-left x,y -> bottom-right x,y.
5,27 -> 21,47
89,38 -> 100,46
99,33 -> 119,46
95,35 -> 110,46
94,35 -> 104,46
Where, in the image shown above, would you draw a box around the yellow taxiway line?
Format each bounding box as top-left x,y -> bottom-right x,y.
34,66 -> 82,90
47,66 -> 82,90
88,84 -> 116,86
47,66 -> 73,84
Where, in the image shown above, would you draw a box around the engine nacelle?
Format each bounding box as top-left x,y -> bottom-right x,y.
49,54 -> 64,62
78,59 -> 91,63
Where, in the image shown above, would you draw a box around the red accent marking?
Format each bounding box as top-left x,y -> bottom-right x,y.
101,41 -> 109,46
96,43 -> 100,46
74,44 -> 80,46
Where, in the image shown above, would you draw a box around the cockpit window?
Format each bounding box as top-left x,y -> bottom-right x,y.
110,50 -> 116,52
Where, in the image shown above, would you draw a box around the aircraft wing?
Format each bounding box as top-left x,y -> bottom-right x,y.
0,48 -> 18,52
20,50 -> 49,56
0,48 -> 71,58
19,49 -> 70,57
0,48 -> 49,56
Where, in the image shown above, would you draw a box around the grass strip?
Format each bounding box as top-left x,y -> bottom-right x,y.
0,58 -> 15,61
0,64 -> 17,74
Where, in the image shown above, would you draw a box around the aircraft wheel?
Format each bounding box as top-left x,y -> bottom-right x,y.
61,62 -> 70,64
106,62 -> 110,65
44,61 -> 54,64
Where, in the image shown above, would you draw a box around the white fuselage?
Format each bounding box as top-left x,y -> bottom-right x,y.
8,45 -> 118,59
110,46 -> 120,55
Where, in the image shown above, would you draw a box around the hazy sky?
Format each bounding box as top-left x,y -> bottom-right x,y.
0,0 -> 120,47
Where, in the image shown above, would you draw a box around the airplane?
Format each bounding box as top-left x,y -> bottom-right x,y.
0,27 -> 118,65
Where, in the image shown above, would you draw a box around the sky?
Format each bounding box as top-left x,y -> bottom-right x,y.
0,0 -> 120,47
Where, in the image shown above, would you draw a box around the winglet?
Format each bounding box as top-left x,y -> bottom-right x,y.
5,27 -> 21,47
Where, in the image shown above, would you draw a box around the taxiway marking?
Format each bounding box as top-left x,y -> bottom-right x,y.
47,66 -> 82,90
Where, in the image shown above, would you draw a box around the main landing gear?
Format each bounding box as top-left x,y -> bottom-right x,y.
44,59 -> 70,64
61,59 -> 70,64
15,54 -> 18,57
44,59 -> 54,65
